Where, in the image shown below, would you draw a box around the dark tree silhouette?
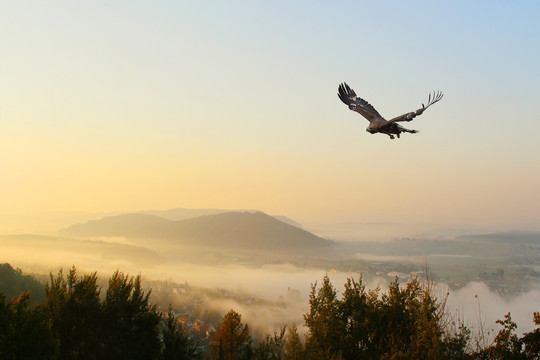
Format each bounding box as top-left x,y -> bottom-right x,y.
0,292 -> 57,359
44,266 -> 103,360
160,306 -> 201,360
102,270 -> 162,360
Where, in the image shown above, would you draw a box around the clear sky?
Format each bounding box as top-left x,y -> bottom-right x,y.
1,1 -> 539,228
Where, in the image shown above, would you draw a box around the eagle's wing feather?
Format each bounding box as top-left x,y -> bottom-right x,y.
388,91 -> 444,123
338,83 -> 382,123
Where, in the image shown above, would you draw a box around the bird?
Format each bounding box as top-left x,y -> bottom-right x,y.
337,82 -> 443,139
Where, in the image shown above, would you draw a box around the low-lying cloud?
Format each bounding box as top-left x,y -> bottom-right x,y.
2,234 -> 538,339
445,281 -> 540,336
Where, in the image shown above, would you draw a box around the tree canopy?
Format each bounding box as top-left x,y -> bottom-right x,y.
1,264 -> 539,359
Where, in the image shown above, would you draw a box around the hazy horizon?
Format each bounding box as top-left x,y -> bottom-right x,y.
2,235 -> 539,336
2,206 -> 540,241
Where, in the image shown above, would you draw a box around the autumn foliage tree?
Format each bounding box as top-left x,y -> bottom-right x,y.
283,325 -> 305,360
475,311 -> 540,360
521,312 -> 540,358
210,310 -> 251,360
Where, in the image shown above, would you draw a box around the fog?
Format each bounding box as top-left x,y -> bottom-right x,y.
445,282 -> 540,336
0,234 -> 366,334
305,221 -> 540,243
1,227 -> 539,338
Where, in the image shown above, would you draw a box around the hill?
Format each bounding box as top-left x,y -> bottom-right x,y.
58,213 -> 170,238
140,207 -> 232,221
59,211 -> 332,250
0,263 -> 46,304
1,233 -> 162,267
140,207 -> 303,228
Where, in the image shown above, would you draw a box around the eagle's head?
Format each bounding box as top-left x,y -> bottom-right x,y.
348,104 -> 356,111
366,127 -> 376,134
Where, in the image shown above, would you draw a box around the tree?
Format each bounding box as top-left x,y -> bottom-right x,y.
0,292 -> 57,359
474,312 -> 537,360
102,270 -> 162,360
380,278 -> 443,359
283,325 -> 305,360
211,310 -> 251,360
440,323 -> 472,360
44,266 -> 103,360
44,267 -> 162,359
521,312 -> 540,358
303,275 -> 465,360
338,276 -> 377,359
160,306 -> 201,360
303,275 -> 344,359
254,326 -> 286,360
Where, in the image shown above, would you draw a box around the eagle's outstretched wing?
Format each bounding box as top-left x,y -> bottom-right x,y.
338,82 -> 382,123
387,91 -> 444,123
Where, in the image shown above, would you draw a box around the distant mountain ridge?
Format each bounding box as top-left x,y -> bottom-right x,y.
139,208 -> 303,228
456,231 -> 540,244
59,211 -> 332,250
140,208 -> 235,221
1,233 -> 161,267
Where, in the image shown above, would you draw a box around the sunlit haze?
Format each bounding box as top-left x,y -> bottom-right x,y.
1,1 -> 540,231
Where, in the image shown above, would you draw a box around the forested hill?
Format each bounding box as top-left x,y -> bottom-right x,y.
0,263 -> 45,304
59,211 -> 333,250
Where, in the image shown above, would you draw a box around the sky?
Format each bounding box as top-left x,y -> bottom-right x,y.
1,1 -> 540,230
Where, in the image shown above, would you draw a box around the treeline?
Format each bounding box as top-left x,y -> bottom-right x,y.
211,276 -> 540,359
1,265 -> 199,359
1,264 -> 539,359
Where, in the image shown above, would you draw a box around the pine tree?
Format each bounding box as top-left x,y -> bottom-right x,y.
44,266 -> 103,360
102,271 -> 162,360
160,306 -> 200,360
0,292 -> 57,359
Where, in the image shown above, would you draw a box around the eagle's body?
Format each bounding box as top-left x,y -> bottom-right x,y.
338,83 -> 443,139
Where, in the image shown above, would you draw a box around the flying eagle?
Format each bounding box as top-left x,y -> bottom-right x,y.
338,82 -> 443,139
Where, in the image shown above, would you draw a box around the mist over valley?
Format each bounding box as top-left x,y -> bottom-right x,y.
2,207 -> 539,337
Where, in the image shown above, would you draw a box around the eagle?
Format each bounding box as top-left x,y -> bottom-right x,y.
338,82 -> 443,139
